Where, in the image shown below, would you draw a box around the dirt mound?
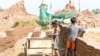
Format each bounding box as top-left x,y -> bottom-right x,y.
54,0 -> 100,29
77,9 -> 100,28
0,0 -> 38,31
62,0 -> 75,13
55,0 -> 100,29
0,0 -> 37,19
55,0 -> 75,15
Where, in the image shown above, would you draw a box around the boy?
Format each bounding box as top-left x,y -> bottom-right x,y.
65,17 -> 85,56
51,20 -> 60,56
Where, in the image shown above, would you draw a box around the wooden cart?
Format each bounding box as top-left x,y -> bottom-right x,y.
24,38 -> 53,56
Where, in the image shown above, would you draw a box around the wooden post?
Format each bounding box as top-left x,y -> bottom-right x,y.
24,41 -> 28,56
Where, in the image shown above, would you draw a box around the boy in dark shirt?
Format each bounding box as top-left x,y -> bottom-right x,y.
65,17 -> 85,56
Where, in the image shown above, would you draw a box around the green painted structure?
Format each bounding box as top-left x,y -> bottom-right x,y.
39,3 -> 77,26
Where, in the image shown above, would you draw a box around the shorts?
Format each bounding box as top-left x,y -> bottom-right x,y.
66,40 -> 76,50
52,37 -> 59,49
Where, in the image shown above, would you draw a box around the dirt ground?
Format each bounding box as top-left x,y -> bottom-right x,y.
83,28 -> 100,43
0,37 -> 25,56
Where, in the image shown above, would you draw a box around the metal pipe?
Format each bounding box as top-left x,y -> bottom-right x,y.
79,0 -> 80,12
42,0 -> 43,4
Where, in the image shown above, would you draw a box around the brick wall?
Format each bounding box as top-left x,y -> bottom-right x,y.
76,37 -> 100,56
0,26 -> 35,52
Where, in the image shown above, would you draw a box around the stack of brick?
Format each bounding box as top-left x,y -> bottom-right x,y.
59,25 -> 69,42
0,26 -> 35,52
58,25 -> 69,55
32,27 -> 41,37
76,37 -> 100,56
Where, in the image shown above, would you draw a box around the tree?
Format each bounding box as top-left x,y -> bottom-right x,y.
92,9 -> 100,14
0,7 -> 3,12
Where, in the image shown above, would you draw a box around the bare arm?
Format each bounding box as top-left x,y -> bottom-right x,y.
79,28 -> 85,37
79,28 -> 85,33
52,27 -> 60,38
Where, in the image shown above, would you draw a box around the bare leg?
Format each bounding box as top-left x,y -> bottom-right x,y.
71,49 -> 76,56
54,49 -> 57,56
56,50 -> 60,56
65,48 -> 68,56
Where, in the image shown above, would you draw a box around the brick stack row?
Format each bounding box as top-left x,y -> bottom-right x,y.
76,38 -> 100,56
0,26 -> 35,52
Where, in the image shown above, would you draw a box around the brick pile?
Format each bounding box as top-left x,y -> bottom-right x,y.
76,37 -> 100,56
32,27 -> 41,37
59,25 -> 69,42
0,26 -> 35,52
46,25 -> 69,41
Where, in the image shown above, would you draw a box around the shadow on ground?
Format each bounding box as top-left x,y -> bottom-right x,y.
18,53 -> 25,56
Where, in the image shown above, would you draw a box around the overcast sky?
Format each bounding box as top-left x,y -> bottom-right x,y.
0,0 -> 100,15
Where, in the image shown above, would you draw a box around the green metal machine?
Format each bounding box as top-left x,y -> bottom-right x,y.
39,3 -> 77,26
